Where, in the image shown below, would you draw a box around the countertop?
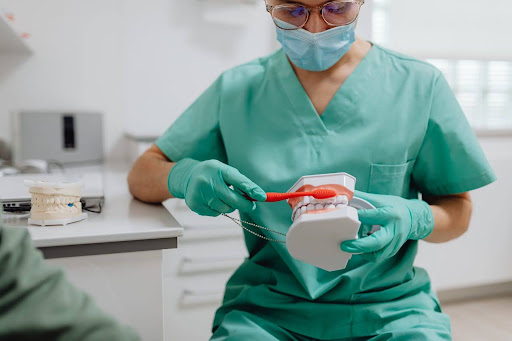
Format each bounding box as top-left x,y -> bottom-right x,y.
2,163 -> 183,251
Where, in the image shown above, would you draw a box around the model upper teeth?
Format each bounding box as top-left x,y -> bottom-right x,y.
292,195 -> 349,222
25,180 -> 83,222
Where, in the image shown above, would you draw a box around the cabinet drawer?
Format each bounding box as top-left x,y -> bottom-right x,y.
164,275 -> 225,341
164,239 -> 247,278
178,254 -> 245,275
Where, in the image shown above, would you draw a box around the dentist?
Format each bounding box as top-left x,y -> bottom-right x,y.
128,1 -> 496,339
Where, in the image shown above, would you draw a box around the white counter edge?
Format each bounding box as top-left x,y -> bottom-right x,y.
31,227 -> 184,248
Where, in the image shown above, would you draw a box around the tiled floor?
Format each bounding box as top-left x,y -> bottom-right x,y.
443,295 -> 512,340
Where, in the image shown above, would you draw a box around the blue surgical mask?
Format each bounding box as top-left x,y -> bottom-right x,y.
275,19 -> 356,72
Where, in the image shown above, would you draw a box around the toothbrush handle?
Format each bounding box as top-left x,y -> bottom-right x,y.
265,192 -> 303,202
243,192 -> 311,202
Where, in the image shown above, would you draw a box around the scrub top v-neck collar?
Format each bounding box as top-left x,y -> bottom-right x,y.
272,45 -> 376,136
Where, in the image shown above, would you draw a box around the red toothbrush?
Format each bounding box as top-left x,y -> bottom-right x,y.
246,189 -> 337,202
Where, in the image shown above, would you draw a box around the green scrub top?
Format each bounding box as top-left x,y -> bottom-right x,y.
156,44 -> 496,339
0,226 -> 139,340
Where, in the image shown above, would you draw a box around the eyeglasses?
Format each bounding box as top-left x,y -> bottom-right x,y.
266,0 -> 365,30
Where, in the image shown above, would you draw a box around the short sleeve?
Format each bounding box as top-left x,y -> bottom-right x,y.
155,76 -> 227,163
412,73 -> 497,195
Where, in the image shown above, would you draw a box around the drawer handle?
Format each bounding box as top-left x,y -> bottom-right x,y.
180,289 -> 224,307
179,255 -> 244,274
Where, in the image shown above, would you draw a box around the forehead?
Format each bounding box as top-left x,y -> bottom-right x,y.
271,0 -> 332,6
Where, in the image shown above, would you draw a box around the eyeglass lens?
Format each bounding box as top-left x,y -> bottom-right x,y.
272,1 -> 360,29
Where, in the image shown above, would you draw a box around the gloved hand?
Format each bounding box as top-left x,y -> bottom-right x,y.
168,158 -> 267,216
341,190 -> 434,262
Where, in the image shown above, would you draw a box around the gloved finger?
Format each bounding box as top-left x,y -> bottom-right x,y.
358,252 -> 379,263
374,233 -> 404,261
193,206 -> 222,217
207,197 -> 235,214
353,190 -> 386,206
340,227 -> 393,254
185,194 -> 222,217
215,183 -> 256,213
219,166 -> 266,202
357,207 -> 392,225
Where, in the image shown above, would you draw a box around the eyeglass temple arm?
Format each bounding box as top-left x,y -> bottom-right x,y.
266,0 -> 365,12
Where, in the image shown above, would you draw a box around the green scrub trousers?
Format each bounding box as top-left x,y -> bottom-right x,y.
156,44 -> 496,340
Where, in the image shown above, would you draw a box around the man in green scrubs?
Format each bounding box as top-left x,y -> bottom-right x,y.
128,0 -> 496,339
0,218 -> 139,340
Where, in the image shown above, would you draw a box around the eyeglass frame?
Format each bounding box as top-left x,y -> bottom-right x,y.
265,0 -> 365,30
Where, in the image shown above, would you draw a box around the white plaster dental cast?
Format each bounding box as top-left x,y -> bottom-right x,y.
286,173 -> 373,272
25,180 -> 87,226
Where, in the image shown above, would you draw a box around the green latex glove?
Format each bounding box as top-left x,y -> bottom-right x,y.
341,190 -> 434,262
168,158 -> 267,216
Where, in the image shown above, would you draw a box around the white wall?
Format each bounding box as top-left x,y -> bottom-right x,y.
389,0 -> 512,59
0,0 -> 374,160
120,0 -> 276,138
0,0 -> 375,160
355,0 -> 372,42
0,0 -> 276,160
0,0 -> 125,159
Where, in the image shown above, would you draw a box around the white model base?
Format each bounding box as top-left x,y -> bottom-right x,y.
286,196 -> 380,272
29,213 -> 88,227
286,205 -> 361,272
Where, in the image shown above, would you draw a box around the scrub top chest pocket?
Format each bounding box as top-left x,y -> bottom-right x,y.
367,160 -> 415,197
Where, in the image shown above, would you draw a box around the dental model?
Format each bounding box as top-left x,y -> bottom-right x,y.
286,173 -> 361,271
222,172 -> 380,271
25,180 -> 88,226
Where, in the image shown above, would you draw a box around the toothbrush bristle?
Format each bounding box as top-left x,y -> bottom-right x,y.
313,189 -> 337,199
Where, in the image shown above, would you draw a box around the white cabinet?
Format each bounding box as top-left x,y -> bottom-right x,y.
162,199 -> 248,341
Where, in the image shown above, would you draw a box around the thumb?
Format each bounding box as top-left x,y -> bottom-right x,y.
357,207 -> 391,225
341,228 -> 392,254
353,190 -> 391,208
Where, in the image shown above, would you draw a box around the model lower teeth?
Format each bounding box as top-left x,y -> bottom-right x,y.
292,195 -> 349,222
